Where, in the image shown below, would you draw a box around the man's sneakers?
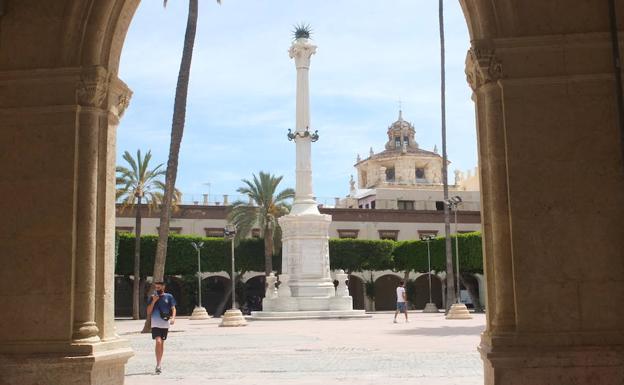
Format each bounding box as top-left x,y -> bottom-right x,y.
393,319 -> 398,323
155,366 -> 162,375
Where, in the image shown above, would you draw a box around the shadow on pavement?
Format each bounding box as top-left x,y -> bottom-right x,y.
387,325 -> 485,336
125,372 -> 158,377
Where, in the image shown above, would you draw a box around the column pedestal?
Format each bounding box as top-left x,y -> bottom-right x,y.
446,303 -> 472,319
480,335 -> 624,385
190,306 -> 210,320
0,341 -> 132,385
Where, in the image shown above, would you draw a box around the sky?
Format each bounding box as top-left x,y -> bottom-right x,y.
118,0 -> 477,206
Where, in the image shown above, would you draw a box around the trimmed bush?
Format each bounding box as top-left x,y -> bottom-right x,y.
116,232 -> 483,276
393,232 -> 483,273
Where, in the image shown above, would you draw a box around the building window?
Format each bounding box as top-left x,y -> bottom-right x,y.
397,200 -> 414,210
378,230 -> 399,241
251,228 -> 261,238
418,230 -> 438,238
394,137 -> 401,148
204,228 -> 224,237
115,226 -> 134,234
403,136 -> 409,146
361,171 -> 367,187
371,200 -> 376,209
435,201 -> 445,211
415,167 -> 425,179
337,229 -> 359,239
365,203 -> 370,209
157,227 -> 182,234
358,204 -> 363,209
385,167 -> 395,182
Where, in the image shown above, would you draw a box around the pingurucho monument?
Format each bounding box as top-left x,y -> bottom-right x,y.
252,26 -> 366,319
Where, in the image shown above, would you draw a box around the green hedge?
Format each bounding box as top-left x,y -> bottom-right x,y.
116,232 -> 483,276
116,233 -> 264,276
393,232 -> 483,274
329,239 -> 395,272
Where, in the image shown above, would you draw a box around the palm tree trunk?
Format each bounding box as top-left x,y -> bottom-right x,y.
264,226 -> 273,275
144,0 -> 199,332
132,197 -> 142,320
439,0 -> 455,312
152,0 -> 199,283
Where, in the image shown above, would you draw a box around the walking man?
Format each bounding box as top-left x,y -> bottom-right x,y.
393,280 -> 408,323
146,281 -> 176,374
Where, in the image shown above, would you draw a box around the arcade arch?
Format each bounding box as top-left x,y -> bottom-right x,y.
1,2 -> 623,384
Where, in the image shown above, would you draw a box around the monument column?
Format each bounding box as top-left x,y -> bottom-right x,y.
253,27 -> 365,318
289,38 -> 320,215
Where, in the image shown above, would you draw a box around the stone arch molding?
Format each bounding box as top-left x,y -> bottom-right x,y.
3,1 -> 624,385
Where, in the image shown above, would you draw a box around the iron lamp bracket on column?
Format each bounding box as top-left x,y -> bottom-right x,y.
287,126 -> 319,142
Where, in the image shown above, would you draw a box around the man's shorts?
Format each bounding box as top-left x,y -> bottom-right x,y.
396,302 -> 407,313
151,327 -> 169,340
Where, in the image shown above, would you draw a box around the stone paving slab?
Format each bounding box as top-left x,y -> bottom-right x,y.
119,313 -> 485,385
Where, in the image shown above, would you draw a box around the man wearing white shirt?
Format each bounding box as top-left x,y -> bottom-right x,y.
393,281 -> 408,323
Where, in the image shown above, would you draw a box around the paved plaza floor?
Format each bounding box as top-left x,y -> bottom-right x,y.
119,312 -> 485,385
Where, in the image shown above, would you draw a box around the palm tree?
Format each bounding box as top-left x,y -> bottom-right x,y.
142,0 -> 221,333
116,150 -> 166,320
229,172 -> 295,275
152,0 -> 222,286
439,0 -> 456,311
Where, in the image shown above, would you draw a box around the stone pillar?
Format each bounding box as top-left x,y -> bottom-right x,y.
466,48 -> 515,333
466,32 -> 624,383
96,76 -> 132,342
0,66 -> 133,385
73,67 -> 106,343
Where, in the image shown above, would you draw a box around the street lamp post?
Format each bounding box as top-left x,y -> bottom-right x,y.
220,224 -> 247,327
189,241 -> 209,320
449,196 -> 462,303
445,195 -> 472,319
421,235 -> 438,313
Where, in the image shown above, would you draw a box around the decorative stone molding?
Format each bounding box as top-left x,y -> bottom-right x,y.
288,38 -> 317,69
116,92 -> 131,118
109,76 -> 133,121
76,67 -> 110,108
465,48 -> 503,91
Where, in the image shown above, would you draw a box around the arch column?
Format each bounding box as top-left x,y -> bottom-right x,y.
0,65 -> 133,385
464,20 -> 624,385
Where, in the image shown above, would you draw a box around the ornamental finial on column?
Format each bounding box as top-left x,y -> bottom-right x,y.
289,24 -> 317,68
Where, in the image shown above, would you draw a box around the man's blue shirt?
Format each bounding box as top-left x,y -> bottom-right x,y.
148,293 -> 176,329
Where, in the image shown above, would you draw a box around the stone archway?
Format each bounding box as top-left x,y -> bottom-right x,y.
114,276 -> 133,317
373,274 -> 402,311
202,275 -> 232,317
2,1 -> 624,384
411,274 -> 443,310
347,274 -> 366,310
244,275 -> 266,314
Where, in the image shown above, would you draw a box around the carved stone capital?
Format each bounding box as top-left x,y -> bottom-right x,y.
465,48 -> 503,91
76,67 -> 110,108
289,39 -> 317,69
